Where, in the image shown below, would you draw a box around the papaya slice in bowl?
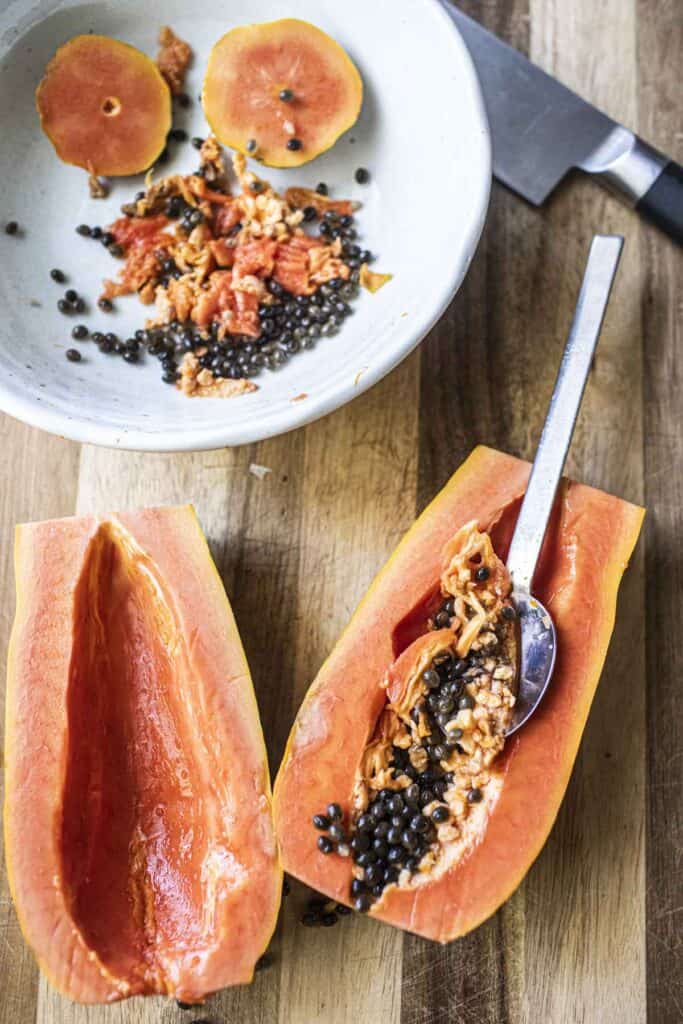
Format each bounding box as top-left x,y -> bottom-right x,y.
36,35 -> 171,176
273,446 -> 644,941
202,18 -> 363,168
4,506 -> 280,1002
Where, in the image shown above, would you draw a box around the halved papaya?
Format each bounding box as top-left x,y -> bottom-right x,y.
36,35 -> 171,176
273,446 -> 644,941
4,506 -> 280,1002
202,19 -> 363,168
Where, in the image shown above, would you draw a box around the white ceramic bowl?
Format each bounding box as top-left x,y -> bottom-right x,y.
0,0 -> 490,450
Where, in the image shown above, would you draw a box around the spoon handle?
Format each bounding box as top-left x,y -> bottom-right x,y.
506,235 -> 624,592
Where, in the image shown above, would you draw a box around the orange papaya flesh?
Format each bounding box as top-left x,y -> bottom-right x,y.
202,19 -> 363,168
4,506 -> 280,1002
36,35 -> 171,176
273,446 -> 644,942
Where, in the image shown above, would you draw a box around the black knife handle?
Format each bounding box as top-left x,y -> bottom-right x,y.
636,161 -> 683,245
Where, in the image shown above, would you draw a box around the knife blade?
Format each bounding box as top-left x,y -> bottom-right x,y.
444,4 -> 683,244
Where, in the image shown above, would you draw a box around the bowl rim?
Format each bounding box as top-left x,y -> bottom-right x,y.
0,0 -> 491,451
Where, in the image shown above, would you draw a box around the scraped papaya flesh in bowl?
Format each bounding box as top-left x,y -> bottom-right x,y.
273,446 -> 644,941
36,35 -> 171,176
203,18 -> 363,168
4,506 -> 280,1003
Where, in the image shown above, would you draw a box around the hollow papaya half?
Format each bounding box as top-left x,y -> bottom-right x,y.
36,35 -> 171,176
4,506 -> 280,1003
202,18 -> 363,167
273,446 -> 644,942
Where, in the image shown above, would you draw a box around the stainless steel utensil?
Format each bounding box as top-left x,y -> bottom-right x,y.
444,4 -> 683,245
506,234 -> 623,734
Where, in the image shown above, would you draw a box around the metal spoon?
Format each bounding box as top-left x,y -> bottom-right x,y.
505,234 -> 623,735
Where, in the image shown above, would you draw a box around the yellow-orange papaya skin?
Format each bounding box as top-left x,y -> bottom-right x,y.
203,18 -> 363,168
273,446 -> 644,942
4,506 -> 281,1003
36,35 -> 171,176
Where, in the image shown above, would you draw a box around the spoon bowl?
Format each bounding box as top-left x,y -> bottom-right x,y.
506,592 -> 556,736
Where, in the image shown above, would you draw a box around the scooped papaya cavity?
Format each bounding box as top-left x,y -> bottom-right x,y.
273,446 -> 644,942
36,35 -> 171,176
5,507 -> 280,1002
202,19 -> 363,168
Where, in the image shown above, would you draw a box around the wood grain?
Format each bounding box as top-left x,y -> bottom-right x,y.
638,3 -> 683,1022
1,2 -> 681,1023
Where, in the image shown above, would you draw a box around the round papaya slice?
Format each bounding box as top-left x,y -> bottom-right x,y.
36,35 -> 171,176
202,18 -> 363,168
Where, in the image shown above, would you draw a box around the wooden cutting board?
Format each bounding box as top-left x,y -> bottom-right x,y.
0,0 -> 680,1021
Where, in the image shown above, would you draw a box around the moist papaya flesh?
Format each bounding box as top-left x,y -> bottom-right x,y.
4,507 -> 280,1002
36,35 -> 171,176
273,446 -> 644,942
202,19 -> 363,168
311,523 -> 518,912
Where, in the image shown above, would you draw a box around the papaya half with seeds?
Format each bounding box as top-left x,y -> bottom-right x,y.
4,506 -> 280,1003
273,446 -> 644,942
202,19 -> 363,168
36,35 -> 171,176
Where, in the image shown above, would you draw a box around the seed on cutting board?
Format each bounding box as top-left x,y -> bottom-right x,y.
65,348 -> 81,362
50,268 -> 66,283
75,223 -> 91,236
354,166 -> 370,184
98,298 -> 113,312
71,325 -> 88,340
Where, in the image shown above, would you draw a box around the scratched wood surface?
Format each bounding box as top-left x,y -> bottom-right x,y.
0,2 -> 681,1022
